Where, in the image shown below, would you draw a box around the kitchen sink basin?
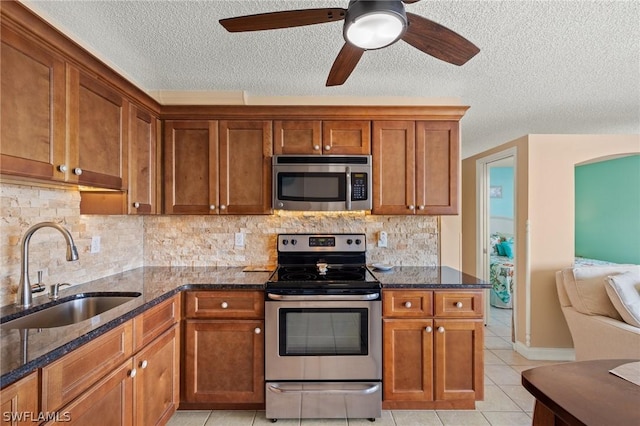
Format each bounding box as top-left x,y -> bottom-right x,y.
0,292 -> 141,329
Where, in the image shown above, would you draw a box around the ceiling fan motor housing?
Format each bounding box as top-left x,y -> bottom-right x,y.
344,0 -> 408,50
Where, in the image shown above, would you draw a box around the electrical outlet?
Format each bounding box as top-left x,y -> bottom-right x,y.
378,231 -> 388,248
90,236 -> 101,253
234,232 -> 245,247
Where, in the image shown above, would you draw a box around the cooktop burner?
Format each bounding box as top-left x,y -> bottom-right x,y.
266,233 -> 381,295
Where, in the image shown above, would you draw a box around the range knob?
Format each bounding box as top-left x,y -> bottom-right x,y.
355,239 -> 362,245
291,239 -> 297,246
346,239 -> 353,245
282,239 -> 289,246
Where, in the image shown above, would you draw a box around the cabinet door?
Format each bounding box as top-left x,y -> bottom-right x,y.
0,371 -> 38,426
41,322 -> 133,412
183,319 -> 264,405
434,319 -> 483,402
68,68 -> 128,189
43,361 -> 134,426
134,326 -> 179,426
322,120 -> 371,154
219,120 -> 272,214
0,26 -> 66,181
128,106 -> 159,214
372,121 -> 416,214
273,120 -> 322,155
415,121 -> 459,215
382,318 -> 433,403
164,120 -> 218,214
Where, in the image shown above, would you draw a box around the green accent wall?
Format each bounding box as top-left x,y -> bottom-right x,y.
575,155 -> 640,264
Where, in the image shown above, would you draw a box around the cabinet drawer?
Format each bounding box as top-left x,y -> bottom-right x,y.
185,291 -> 264,319
134,295 -> 180,350
383,291 -> 433,318
42,321 -> 133,412
434,291 -> 483,318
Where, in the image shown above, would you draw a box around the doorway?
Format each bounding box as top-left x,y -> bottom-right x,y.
476,149 -> 517,343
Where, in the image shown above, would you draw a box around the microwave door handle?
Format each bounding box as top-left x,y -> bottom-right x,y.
345,166 -> 352,210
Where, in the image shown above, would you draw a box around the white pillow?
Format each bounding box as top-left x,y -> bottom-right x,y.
605,270 -> 640,328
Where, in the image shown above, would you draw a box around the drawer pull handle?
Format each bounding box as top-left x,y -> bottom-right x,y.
73,167 -> 83,176
437,326 -> 445,333
408,205 -> 415,210
314,145 -> 320,151
324,145 -> 331,151
254,327 -> 261,334
425,326 -> 432,333
58,164 -> 67,172
221,301 -> 229,309
133,202 -> 140,208
139,360 -> 148,369
129,368 -> 137,378
403,301 -> 412,308
209,204 -> 216,210
455,301 -> 463,308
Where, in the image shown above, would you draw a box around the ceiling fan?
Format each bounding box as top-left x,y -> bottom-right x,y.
219,0 -> 480,87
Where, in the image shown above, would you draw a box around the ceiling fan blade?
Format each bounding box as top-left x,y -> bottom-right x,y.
220,8 -> 346,32
326,43 -> 365,87
402,12 -> 480,66
402,0 -> 422,4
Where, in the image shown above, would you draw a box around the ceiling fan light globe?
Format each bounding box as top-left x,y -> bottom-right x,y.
346,13 -> 406,49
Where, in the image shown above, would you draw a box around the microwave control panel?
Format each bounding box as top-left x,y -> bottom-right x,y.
351,173 -> 368,201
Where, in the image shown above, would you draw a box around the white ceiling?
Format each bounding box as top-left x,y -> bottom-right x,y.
22,0 -> 640,158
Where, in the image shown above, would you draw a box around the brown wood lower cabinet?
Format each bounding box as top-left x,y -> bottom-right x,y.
183,320 -> 264,407
182,290 -> 265,409
38,296 -> 180,426
0,371 -> 39,426
382,290 -> 484,409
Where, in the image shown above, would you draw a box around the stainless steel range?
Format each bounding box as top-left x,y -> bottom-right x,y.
265,233 -> 382,422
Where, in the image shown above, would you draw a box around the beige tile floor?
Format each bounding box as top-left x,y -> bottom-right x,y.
168,306 -> 559,426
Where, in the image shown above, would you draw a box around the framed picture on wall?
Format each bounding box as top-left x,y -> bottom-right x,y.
490,186 -> 503,198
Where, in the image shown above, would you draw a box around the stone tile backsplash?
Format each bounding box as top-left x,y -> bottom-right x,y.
1,183 -> 439,306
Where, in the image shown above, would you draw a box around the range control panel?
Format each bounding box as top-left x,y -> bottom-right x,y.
277,234 -> 366,252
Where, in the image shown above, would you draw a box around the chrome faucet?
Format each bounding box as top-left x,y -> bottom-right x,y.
18,222 -> 79,308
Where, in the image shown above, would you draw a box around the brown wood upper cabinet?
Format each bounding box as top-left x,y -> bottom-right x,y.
273,120 -> 370,155
164,120 -> 272,214
372,121 -> 459,215
68,67 -> 128,190
0,25 -> 67,182
128,106 -> 159,214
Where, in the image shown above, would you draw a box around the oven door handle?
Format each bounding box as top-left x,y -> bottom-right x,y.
345,166 -> 352,210
267,383 -> 380,395
266,293 -> 379,301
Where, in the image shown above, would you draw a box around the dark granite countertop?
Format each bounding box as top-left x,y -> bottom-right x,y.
0,266 -> 271,388
0,265 -> 487,388
373,266 -> 490,289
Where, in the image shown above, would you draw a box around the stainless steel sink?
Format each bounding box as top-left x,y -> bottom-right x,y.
0,292 -> 141,329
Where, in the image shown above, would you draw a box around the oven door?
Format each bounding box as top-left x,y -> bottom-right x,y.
265,297 -> 381,381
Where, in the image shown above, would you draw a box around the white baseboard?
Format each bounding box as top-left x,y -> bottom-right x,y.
514,341 -> 576,361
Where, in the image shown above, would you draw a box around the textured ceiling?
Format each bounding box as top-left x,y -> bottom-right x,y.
22,0 -> 640,158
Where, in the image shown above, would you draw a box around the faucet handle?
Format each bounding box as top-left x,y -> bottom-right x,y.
32,271 -> 46,293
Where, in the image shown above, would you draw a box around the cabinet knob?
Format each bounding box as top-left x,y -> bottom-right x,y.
129,368 -> 137,378
403,301 -> 412,308
425,326 -> 433,333
408,205 -> 415,210
437,326 -> 445,333
209,205 -> 216,210
221,301 -> 228,309
133,202 -> 140,208
139,360 -> 148,369
418,205 -> 425,210
58,164 -> 68,172
73,167 -> 83,176
324,145 -> 331,151
455,301 -> 463,308
254,327 -> 261,334
314,145 -> 320,151
220,205 -> 226,210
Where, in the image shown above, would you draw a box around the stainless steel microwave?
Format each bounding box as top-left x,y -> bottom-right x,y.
272,155 -> 372,211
